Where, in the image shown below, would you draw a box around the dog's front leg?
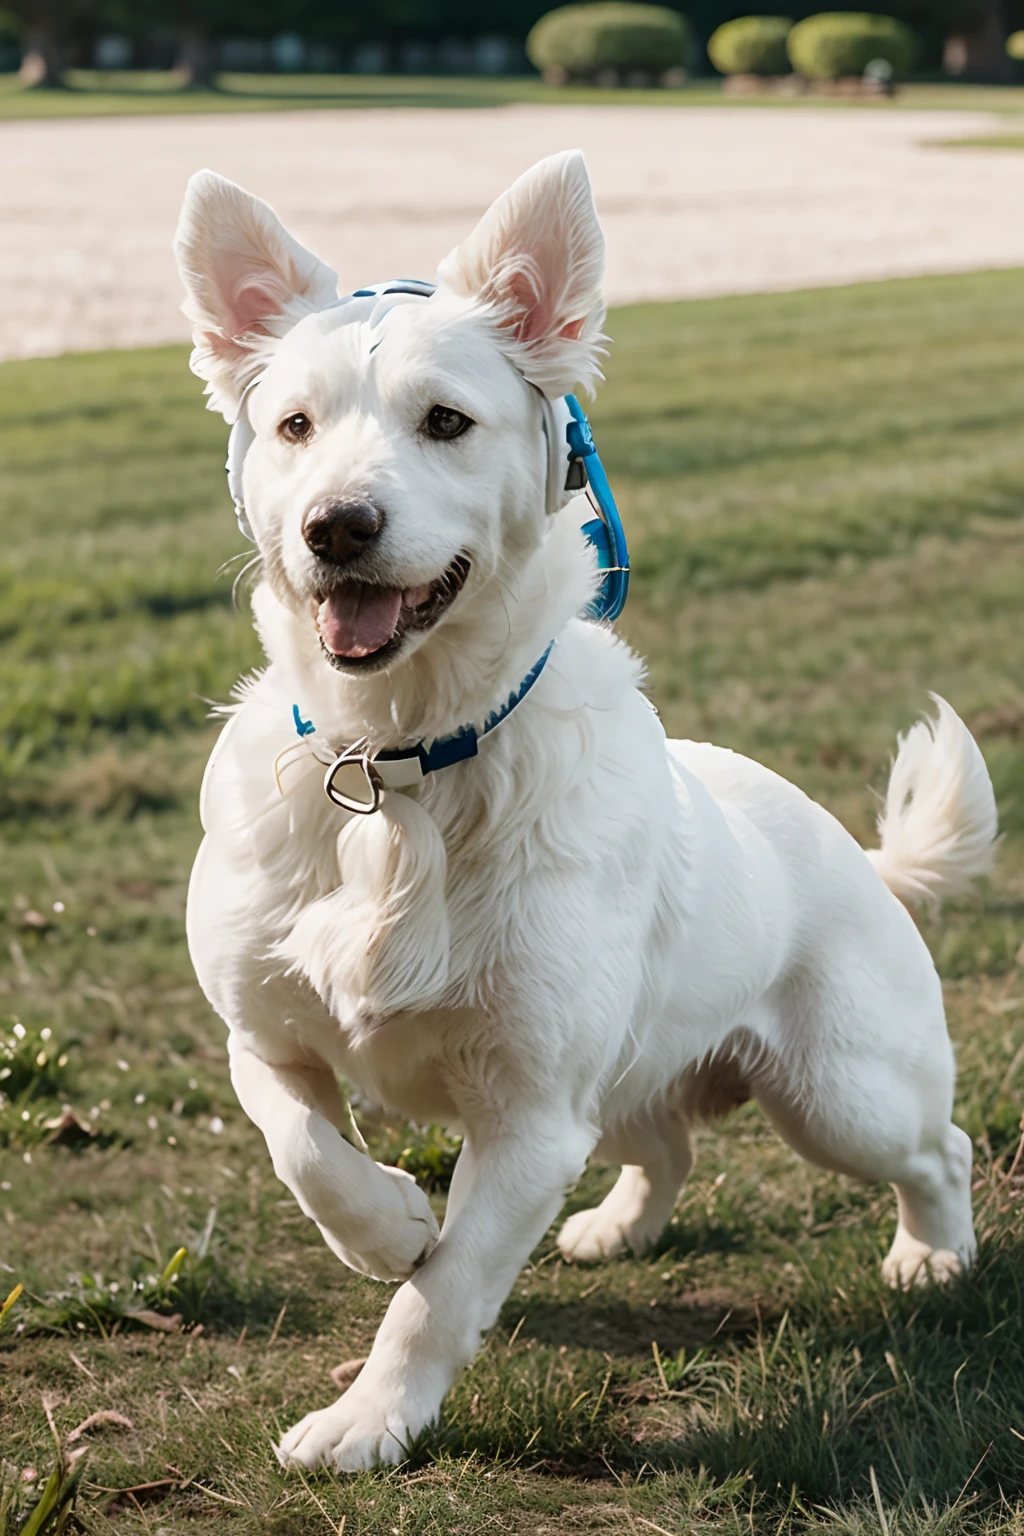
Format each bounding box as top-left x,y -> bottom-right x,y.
277,1107 -> 596,1472
229,1039 -> 439,1282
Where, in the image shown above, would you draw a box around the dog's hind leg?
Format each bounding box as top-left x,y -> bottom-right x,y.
752,997 -> 976,1288
557,1051 -> 752,1263
880,1123 -> 975,1287
557,1103 -> 694,1262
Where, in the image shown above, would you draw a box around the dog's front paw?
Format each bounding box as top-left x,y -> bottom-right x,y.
277,1381 -> 427,1473
321,1162 -> 440,1283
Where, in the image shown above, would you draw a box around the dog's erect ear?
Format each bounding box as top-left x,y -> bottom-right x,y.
174,170 -> 339,420
436,149 -> 606,398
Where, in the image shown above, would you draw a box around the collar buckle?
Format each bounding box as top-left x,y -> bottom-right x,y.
293,637 -> 556,815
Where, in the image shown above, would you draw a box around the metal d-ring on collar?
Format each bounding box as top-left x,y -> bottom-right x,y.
223,278 -> 628,815
295,642 -> 556,816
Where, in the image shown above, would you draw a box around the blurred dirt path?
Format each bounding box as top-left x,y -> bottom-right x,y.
3,103 -> 1024,360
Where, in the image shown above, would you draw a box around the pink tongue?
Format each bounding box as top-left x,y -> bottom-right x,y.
318,585 -> 403,659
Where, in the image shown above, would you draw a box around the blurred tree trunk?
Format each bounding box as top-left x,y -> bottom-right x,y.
18,25 -> 67,86
944,0 -> 1012,76
175,25 -> 215,86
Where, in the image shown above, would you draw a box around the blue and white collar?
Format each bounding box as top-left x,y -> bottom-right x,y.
226,279 -> 627,815
290,641 -> 555,815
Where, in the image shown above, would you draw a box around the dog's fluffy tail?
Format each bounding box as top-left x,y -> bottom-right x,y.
866,695 -> 998,908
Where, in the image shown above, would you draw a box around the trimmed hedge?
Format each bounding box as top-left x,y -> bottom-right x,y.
708,15 -> 792,75
527,2 -> 689,79
786,12 -> 917,78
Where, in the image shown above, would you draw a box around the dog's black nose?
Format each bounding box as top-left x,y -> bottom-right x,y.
302,499 -> 383,566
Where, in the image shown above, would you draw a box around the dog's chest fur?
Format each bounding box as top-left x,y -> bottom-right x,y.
194,626 -> 693,1123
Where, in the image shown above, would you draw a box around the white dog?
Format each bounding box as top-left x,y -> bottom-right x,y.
175,150 -> 998,1473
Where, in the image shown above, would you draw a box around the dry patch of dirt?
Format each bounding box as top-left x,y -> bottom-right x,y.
4,103 -> 1024,360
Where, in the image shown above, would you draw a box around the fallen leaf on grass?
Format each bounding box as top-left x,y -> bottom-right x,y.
43,1110 -> 95,1149
330,1357 -> 367,1392
123,1310 -> 182,1333
66,1411 -> 134,1445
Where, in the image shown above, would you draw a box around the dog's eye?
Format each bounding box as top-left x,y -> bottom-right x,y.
280,412 -> 314,444
424,405 -> 473,441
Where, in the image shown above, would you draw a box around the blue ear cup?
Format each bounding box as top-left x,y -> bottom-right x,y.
563,394 -> 629,623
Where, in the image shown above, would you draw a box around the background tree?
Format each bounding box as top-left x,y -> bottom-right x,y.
9,0 -> 98,84
132,0 -> 277,85
3,0 -> 1016,85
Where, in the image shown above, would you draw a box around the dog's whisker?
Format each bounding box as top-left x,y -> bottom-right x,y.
216,548 -> 260,577
231,553 -> 263,607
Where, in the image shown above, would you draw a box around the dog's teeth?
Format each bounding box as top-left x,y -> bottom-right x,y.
403,583 -> 433,609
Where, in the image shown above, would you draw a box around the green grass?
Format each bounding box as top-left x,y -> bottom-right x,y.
4,70 -> 1024,118
943,131 -> 1024,147
2,269 -> 1024,1533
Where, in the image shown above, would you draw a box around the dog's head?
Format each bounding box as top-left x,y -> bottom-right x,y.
174,151 -> 606,677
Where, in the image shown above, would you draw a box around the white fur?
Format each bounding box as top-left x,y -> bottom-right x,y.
866,694 -> 998,908
176,152 -> 998,1474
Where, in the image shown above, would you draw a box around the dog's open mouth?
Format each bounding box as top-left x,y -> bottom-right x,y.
315,555 -> 470,670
